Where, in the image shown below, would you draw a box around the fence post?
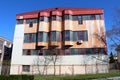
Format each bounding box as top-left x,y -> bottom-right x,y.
72,65 -> 74,75
46,66 -> 47,75
32,65 -> 34,75
96,63 -> 98,73
59,65 -> 61,75
85,64 -> 86,74
18,65 -> 20,74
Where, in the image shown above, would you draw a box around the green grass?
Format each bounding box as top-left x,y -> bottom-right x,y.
34,71 -> 120,80
0,71 -> 119,80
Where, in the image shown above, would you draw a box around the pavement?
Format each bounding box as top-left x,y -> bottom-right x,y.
93,77 -> 120,80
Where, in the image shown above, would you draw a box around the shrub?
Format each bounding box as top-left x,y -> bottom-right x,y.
0,75 -> 34,80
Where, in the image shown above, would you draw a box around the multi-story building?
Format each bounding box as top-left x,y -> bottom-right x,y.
0,36 -> 12,74
10,8 -> 108,75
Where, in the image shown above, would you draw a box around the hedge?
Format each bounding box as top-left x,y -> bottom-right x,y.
0,75 -> 34,80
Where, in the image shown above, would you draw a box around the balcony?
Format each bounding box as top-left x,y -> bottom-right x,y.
50,41 -> 59,47
64,41 -> 74,47
23,43 -> 36,49
37,42 -> 48,48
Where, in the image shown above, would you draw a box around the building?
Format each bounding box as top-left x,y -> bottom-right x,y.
10,8 -> 108,75
0,36 -> 12,74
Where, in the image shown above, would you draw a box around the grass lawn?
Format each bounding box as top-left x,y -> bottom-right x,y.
34,70 -> 120,80
0,70 -> 119,80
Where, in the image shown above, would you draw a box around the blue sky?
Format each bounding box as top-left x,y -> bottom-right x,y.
0,0 -> 120,41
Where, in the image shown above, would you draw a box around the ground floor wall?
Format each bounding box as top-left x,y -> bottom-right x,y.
10,64 -> 109,75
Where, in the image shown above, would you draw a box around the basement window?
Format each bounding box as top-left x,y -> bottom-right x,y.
22,65 -> 30,72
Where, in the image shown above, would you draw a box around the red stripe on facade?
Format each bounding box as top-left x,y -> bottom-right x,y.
40,12 -> 50,17
64,10 -> 73,15
16,8 -> 103,19
52,11 -> 62,16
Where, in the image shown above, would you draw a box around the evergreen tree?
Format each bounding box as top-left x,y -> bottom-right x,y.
109,52 -> 115,63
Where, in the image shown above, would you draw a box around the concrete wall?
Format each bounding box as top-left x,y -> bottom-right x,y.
11,64 -> 109,75
10,24 -> 24,74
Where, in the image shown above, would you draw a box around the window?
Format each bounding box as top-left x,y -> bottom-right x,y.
78,16 -> 83,24
65,49 -> 70,55
52,15 -> 56,20
71,48 -> 78,55
26,19 -> 38,24
23,50 -> 26,55
32,50 -> 38,55
50,49 -> 57,55
52,15 -> 61,21
50,31 -> 60,41
86,48 -> 92,54
65,14 -> 72,20
38,32 -> 43,42
73,31 -> 78,41
73,31 -> 88,41
29,22 -> 33,27
43,32 -> 47,42
40,16 -> 44,21
72,16 -> 78,20
83,15 -> 91,20
23,50 -> 32,55
44,49 -> 50,55
64,30 -> 73,41
90,15 -> 96,20
26,50 -> 31,55
78,31 -> 88,41
38,32 -> 47,42
79,48 -> 86,54
44,17 -> 49,22
98,48 -> 104,54
95,15 -> 100,20
17,19 -> 23,24
94,48 -> 99,54
24,33 -> 36,43
79,31 -> 85,41
22,65 -> 30,72
51,31 -> 56,41
38,49 -> 43,55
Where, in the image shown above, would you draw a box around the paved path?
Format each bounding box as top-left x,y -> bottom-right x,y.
93,77 -> 120,80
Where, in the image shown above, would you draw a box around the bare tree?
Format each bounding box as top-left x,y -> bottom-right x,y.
93,32 -> 107,46
49,49 -> 62,75
33,49 -> 62,75
33,55 -> 52,75
106,9 -> 120,51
